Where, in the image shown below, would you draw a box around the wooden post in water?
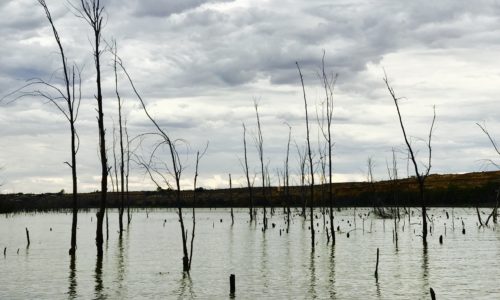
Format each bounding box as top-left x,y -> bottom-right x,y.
25,227 -> 30,248
3,247 -> 6,256
374,248 -> 379,279
230,274 -> 236,295
439,235 -> 443,244
430,287 -> 436,300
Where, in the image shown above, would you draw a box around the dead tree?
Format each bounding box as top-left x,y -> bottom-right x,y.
367,157 -> 379,212
189,144 -> 208,271
30,0 -> 82,256
112,43 -> 126,236
296,142 -> 307,218
317,135 -> 327,224
386,149 -> 399,245
296,62 -> 315,250
254,101 -> 268,230
125,121 -> 132,224
284,124 -> 292,228
241,122 -> 254,221
476,122 -> 500,225
384,73 -> 435,245
118,61 -> 193,272
229,173 -> 234,225
317,52 -> 337,245
75,0 -> 107,256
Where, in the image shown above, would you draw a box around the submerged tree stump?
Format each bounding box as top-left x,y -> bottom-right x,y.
430,287 -> 436,300
230,274 -> 236,295
25,228 -> 30,248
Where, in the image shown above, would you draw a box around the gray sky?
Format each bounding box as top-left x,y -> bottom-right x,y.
1,0 -> 500,193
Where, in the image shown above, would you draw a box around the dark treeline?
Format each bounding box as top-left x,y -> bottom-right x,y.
1,171 -> 499,213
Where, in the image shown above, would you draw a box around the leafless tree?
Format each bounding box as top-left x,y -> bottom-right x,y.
318,137 -> 327,227
74,0 -> 108,256
229,173 -> 234,225
386,148 -> 399,246
241,122 -> 254,221
296,62 -> 315,250
125,120 -> 132,224
284,124 -> 292,228
384,73 -> 436,245
316,52 -> 337,245
110,42 -> 127,237
118,60 -> 194,272
367,157 -> 378,211
7,0 -> 84,256
188,144 -> 208,271
476,122 -> 499,225
254,101 -> 268,230
386,148 -> 400,219
296,142 -> 307,218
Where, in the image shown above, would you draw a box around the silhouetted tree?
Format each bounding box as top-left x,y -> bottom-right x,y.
317,52 -> 337,245
241,122 -> 254,221
111,42 -> 126,236
26,0 -> 82,256
118,61 -> 194,272
254,101 -> 268,230
476,122 -> 499,224
75,0 -> 107,256
384,73 -> 435,245
296,142 -> 307,218
296,62 -> 315,250
189,144 -> 208,271
229,173 -> 234,225
284,124 -> 292,228
125,121 -> 132,224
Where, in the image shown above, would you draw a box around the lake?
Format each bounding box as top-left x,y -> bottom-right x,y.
1,207 -> 499,299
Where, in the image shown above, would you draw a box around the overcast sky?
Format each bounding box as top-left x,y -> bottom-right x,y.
1,0 -> 500,193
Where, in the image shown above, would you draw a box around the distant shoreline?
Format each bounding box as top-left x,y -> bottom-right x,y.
1,170 -> 499,213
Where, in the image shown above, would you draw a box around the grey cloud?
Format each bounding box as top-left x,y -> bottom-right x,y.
132,0 -> 234,18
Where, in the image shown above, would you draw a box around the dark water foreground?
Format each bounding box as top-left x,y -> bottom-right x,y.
1,208 -> 499,299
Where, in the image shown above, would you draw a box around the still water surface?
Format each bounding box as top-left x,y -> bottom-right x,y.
1,208 -> 499,299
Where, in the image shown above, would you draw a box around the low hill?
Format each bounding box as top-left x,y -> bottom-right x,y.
1,170 -> 499,212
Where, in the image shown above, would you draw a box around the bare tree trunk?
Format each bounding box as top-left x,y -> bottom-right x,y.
317,53 -> 337,245
254,101 -> 267,231
125,122 -> 131,225
285,125 -> 292,229
118,61 -> 192,271
242,123 -> 254,222
188,151 -> 199,271
77,0 -> 107,257
476,123 -> 500,225
384,74 -> 435,245
37,0 -> 80,256
230,173 -> 234,225
296,144 -> 307,218
296,62 -> 315,250
113,43 -> 126,237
